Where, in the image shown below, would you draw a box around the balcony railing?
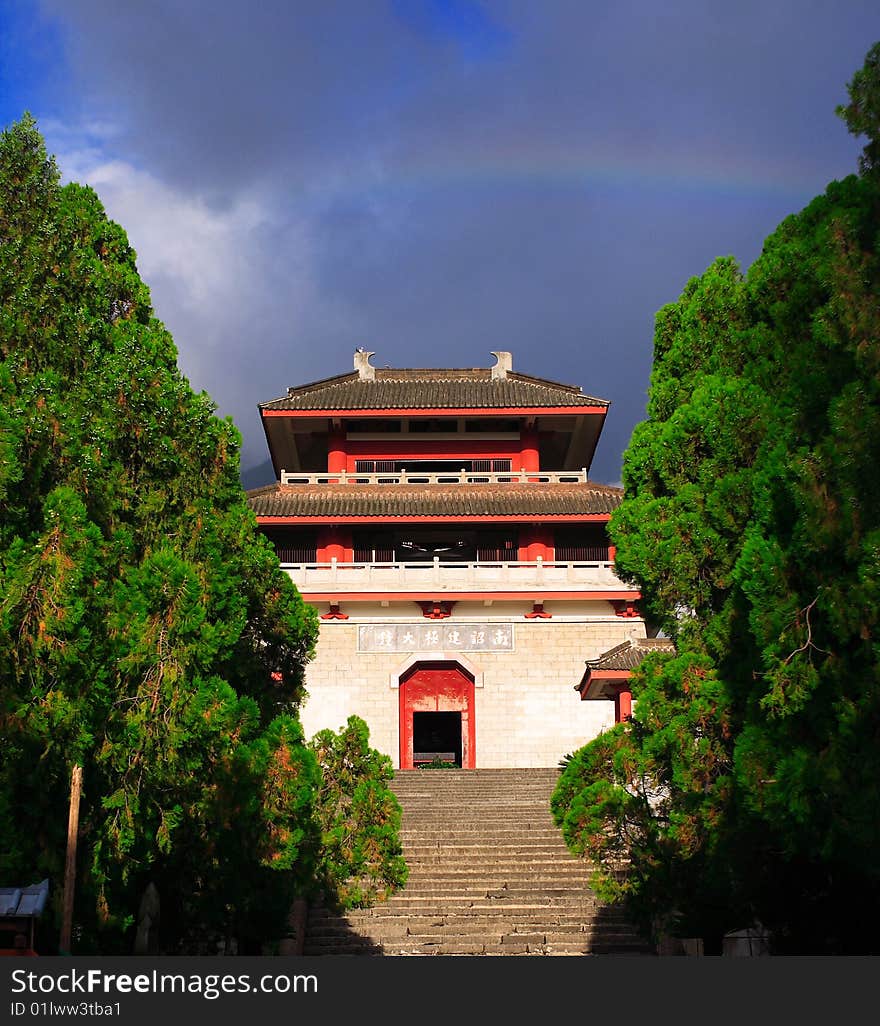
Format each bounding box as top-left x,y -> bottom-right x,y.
280,557 -> 624,593
279,468 -> 590,486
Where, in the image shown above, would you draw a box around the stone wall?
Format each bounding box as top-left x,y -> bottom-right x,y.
298,604 -> 646,768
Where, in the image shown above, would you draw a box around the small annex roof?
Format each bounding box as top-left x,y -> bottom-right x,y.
576,637 -> 676,700
586,637 -> 676,672
260,351 -> 608,413
248,481 -> 623,519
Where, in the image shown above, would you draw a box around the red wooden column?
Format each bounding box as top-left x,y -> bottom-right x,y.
328,422 -> 346,473
520,423 -> 540,473
614,686 -> 633,723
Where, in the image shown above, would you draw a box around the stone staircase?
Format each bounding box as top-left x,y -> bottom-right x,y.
303,768 -> 654,955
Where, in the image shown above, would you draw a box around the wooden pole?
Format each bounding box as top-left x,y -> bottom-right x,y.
59,763 -> 83,954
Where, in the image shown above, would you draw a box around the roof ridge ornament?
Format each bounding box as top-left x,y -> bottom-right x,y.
490,351 -> 512,380
354,348 -> 376,380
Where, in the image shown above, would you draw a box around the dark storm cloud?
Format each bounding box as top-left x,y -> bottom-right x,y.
35,1 -> 880,482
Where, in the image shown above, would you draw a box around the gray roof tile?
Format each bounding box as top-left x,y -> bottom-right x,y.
585,638 -> 677,673
261,369 -> 608,411
248,482 -> 623,518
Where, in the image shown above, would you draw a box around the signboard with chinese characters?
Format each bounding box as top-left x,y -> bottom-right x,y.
358,623 -> 514,653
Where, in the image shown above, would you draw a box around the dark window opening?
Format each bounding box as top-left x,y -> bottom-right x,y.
353,528 -> 517,563
346,419 -> 402,432
413,711 -> 462,766
264,530 -> 317,564
554,526 -> 610,562
464,419 -> 520,433
350,458 -> 512,476
408,418 -> 458,432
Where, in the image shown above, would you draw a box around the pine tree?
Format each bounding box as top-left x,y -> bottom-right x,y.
0,115 -> 320,952
553,46 -> 880,952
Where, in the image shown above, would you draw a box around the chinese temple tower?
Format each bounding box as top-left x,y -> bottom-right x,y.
247,350 -> 645,768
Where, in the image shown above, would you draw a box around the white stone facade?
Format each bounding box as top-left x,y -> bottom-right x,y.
298,601 -> 646,768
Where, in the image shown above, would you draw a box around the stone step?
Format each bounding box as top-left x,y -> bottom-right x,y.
400,813 -> 558,821
390,876 -> 594,890
394,862 -> 588,874
305,929 -> 644,949
399,825 -> 561,834
397,802 -> 560,808
305,768 -> 653,956
330,893 -> 606,907
400,840 -> 567,849
307,928 -> 628,946
323,913 -> 632,929
308,917 -> 642,936
308,919 -> 611,936
398,860 -> 590,871
403,850 -> 571,861
354,897 -> 599,909
372,890 -> 596,903
402,862 -> 587,874
303,935 -> 648,956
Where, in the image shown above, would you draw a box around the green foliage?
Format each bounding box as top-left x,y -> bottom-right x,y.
416,757 -> 456,769
0,114 -> 320,952
309,716 -> 408,909
837,41 -> 880,175
553,45 -> 880,952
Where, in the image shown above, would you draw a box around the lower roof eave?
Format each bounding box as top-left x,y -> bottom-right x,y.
258,514 -> 612,524
261,405 -> 608,418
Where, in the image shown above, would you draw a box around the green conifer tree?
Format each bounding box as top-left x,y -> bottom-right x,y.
552,45 -> 880,952
0,115 -> 320,952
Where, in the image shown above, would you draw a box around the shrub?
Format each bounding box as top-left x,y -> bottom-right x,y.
309,716 -> 408,908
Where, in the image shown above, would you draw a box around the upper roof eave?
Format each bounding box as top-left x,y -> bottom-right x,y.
258,367 -> 609,413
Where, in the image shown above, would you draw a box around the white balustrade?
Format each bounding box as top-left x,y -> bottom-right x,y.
278,468 -> 590,486
280,557 -> 624,593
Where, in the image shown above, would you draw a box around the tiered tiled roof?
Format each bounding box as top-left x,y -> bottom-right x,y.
248,481 -> 623,518
260,369 -> 608,411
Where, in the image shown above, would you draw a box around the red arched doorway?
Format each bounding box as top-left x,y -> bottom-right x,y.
399,662 -> 476,770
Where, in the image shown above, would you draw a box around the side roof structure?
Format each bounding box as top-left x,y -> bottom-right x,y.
576,637 -> 677,701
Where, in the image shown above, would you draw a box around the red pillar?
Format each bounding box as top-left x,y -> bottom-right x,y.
328,424 -> 346,473
616,687 -> 632,723
521,424 -> 540,473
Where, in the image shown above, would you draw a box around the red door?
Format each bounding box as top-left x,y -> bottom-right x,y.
399,663 -> 476,770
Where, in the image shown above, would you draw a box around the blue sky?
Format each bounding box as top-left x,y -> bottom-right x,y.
2,1 -> 879,483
